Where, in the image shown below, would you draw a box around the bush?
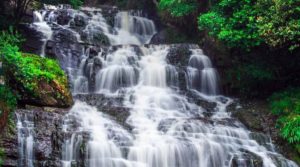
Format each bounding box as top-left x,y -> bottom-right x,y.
159,0 -> 197,17
198,0 -> 300,50
0,29 -> 68,100
2,45 -> 68,93
0,28 -> 24,51
270,88 -> 300,153
69,0 -> 83,9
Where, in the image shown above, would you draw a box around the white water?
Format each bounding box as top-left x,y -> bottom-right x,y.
27,5 -> 298,167
187,49 -> 219,95
32,11 -> 53,57
62,101 -> 133,167
62,45 -> 297,167
17,113 -> 35,167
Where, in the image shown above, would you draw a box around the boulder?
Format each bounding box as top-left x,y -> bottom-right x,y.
4,53 -> 74,108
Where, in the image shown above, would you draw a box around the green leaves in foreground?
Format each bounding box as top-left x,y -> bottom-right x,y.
270,88 -> 300,151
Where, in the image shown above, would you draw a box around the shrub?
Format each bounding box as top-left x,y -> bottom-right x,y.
69,0 -> 83,9
0,27 -> 24,51
2,45 -> 68,93
0,29 -> 68,99
159,0 -> 197,17
198,0 -> 300,50
270,88 -> 300,152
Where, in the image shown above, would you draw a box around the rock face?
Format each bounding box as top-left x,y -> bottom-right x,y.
228,100 -> 300,165
8,77 -> 73,108
0,107 -> 69,167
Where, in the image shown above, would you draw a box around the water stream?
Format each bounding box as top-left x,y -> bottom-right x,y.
20,5 -> 299,167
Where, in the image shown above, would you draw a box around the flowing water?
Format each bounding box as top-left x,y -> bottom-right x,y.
17,113 -> 35,167
20,5 -> 299,167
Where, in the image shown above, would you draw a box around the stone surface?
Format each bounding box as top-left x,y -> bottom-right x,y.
0,108 -> 69,167
228,100 -> 300,165
9,77 -> 73,108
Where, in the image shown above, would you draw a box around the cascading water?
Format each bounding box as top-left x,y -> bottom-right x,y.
187,49 -> 219,95
16,113 -> 35,167
32,10 -> 53,57
23,4 -> 299,167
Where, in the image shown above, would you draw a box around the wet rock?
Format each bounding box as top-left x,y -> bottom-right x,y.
149,29 -> 167,44
100,6 -> 118,27
186,91 -> 217,113
0,108 -> 69,167
231,149 -> 263,167
74,94 -> 131,128
21,79 -> 73,108
230,103 -> 264,131
94,32 -> 110,45
249,132 -> 275,151
53,28 -> 78,43
74,14 -> 87,27
0,127 -> 18,167
166,44 -> 193,67
19,24 -> 44,55
56,10 -> 73,25
229,100 -> 300,165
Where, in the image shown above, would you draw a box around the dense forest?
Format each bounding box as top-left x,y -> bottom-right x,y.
0,0 -> 299,166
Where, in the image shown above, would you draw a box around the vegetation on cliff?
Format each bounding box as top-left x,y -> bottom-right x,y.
158,0 -> 300,159
270,88 -> 300,154
0,86 -> 17,111
158,0 -> 197,17
198,0 -> 300,50
0,28 -> 73,107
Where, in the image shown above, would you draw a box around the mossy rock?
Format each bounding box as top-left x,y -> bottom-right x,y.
2,47 -> 73,108
93,32 -> 110,45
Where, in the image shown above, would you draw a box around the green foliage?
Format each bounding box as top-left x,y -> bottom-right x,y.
0,27 -> 24,51
0,147 -> 4,166
227,63 -> 274,95
198,0 -> 300,50
0,85 -> 17,111
198,0 -> 261,49
0,30 -> 68,96
2,46 -> 67,93
256,0 -> 300,50
159,0 -> 197,17
270,88 -> 300,151
69,0 -> 83,9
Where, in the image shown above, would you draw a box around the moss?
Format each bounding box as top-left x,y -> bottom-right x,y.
1,43 -> 72,107
0,147 -> 4,166
20,53 -> 68,90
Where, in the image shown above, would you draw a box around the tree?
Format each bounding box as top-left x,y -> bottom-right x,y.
198,0 -> 300,50
11,0 -> 35,24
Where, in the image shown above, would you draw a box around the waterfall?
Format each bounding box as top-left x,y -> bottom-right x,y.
17,113 -> 35,167
62,101 -> 133,167
32,10 -> 53,57
23,5 -> 299,167
187,49 -> 219,95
